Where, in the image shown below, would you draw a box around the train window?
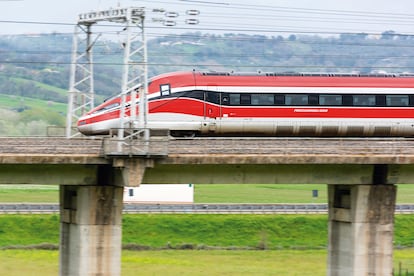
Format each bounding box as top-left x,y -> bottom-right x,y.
309,95 -> 319,105
160,84 -> 171,96
251,94 -> 275,105
240,94 -> 251,105
229,94 -> 241,105
189,90 -> 204,100
386,95 -> 409,106
221,94 -> 230,105
343,95 -> 353,106
285,94 -> 308,105
376,95 -> 386,107
410,96 -> 414,106
319,95 -> 342,106
206,91 -> 220,104
92,102 -> 120,114
275,94 -> 285,105
353,95 -> 376,106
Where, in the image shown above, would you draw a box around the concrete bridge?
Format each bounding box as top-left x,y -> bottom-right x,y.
1,136 -> 413,275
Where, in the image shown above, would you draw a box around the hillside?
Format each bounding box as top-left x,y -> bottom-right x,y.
0,31 -> 413,135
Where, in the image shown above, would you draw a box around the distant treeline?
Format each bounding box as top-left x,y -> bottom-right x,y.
1,31 -> 413,103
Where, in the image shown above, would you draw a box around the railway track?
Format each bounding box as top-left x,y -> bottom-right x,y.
1,203 -> 413,214
1,136 -> 414,155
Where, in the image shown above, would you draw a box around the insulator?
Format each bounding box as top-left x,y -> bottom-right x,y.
186,10 -> 200,16
152,8 -> 166,13
163,20 -> 177,27
165,11 -> 179,18
185,18 -> 199,25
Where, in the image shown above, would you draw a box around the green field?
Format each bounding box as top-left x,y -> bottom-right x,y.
1,183 -> 414,204
0,250 -> 326,275
0,214 -> 413,249
0,94 -> 66,114
0,249 -> 413,276
0,214 -> 413,275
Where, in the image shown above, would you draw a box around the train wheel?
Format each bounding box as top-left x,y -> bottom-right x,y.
170,130 -> 197,138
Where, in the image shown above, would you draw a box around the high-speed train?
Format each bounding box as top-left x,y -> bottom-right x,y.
77,70 -> 414,137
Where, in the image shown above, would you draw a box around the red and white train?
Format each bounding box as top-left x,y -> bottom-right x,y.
77,70 -> 414,137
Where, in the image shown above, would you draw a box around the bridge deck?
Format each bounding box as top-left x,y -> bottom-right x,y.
0,137 -> 414,164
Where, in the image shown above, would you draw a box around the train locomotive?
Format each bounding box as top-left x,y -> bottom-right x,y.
77,70 -> 414,137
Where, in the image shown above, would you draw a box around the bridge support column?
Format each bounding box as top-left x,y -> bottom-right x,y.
59,185 -> 123,276
327,184 -> 396,276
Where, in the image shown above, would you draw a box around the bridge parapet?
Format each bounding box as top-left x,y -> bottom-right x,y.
102,128 -> 169,157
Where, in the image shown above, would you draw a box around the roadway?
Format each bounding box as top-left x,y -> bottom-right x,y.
1,203 -> 413,214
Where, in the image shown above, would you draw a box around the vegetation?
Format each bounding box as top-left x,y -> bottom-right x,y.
0,249 -> 413,275
0,93 -> 66,136
0,214 -> 412,250
2,183 -> 414,204
0,214 -> 413,274
0,249 -> 412,275
0,249 -> 328,275
0,185 -> 58,203
195,184 -> 327,203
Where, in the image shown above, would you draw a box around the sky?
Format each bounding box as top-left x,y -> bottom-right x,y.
1,0 -> 414,37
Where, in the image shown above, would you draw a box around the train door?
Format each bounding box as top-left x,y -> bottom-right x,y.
203,90 -> 221,133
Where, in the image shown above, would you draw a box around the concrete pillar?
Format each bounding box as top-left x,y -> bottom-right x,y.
327,184 -> 396,276
59,185 -> 123,276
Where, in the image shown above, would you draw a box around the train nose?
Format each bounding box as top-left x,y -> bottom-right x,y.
77,119 -> 93,135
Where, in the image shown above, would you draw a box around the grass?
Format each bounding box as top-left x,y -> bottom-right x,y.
1,183 -> 414,204
0,215 -> 60,247
122,214 -> 328,249
122,250 -> 328,275
194,184 -> 327,203
0,249 -> 328,275
0,185 -> 58,203
0,214 -> 412,250
395,249 -> 414,275
0,213 -> 410,275
0,94 -> 66,114
0,250 -> 59,276
0,249 -> 413,275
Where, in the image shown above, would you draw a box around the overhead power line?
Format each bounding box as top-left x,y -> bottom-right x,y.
2,1 -> 414,36
1,60 -> 414,70
167,0 -> 414,19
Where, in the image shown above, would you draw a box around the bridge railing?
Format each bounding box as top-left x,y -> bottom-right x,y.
101,128 -> 170,157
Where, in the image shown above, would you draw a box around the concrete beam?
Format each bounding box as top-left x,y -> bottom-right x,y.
0,164 -> 103,185
1,163 -> 412,186
142,164 -> 375,184
387,164 -> 414,184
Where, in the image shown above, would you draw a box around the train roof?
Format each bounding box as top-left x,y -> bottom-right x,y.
148,71 -> 414,89
201,71 -> 414,78
149,71 -> 414,82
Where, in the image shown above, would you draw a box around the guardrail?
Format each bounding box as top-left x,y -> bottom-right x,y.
1,203 -> 414,214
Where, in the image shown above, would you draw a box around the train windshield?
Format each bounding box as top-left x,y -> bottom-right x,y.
92,102 -> 120,114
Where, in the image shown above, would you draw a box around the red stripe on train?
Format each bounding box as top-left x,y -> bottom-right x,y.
149,99 -> 414,119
